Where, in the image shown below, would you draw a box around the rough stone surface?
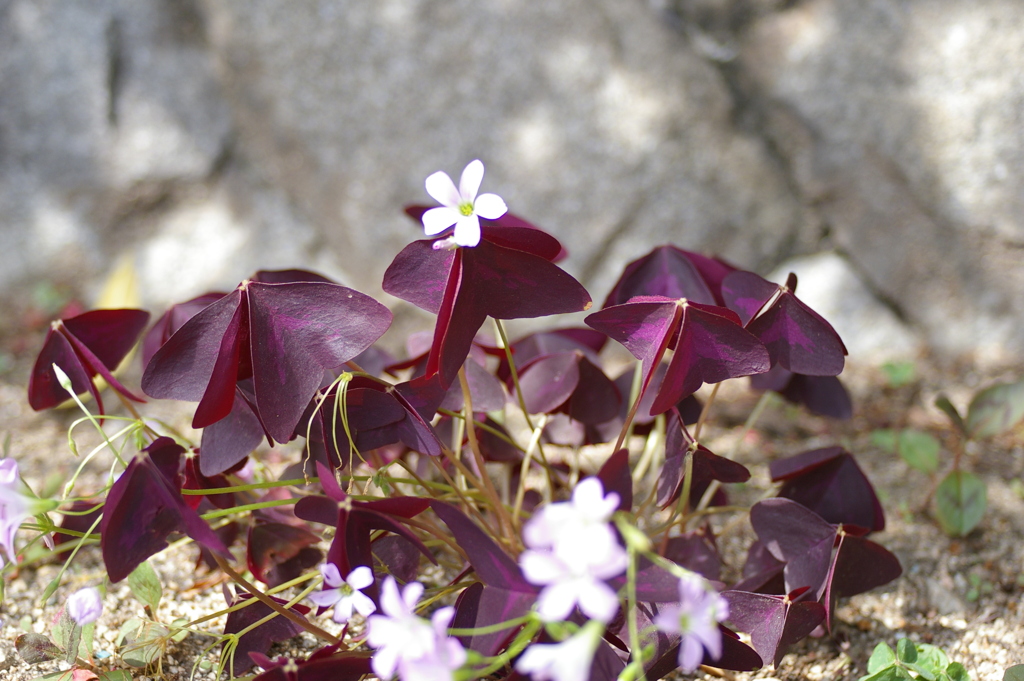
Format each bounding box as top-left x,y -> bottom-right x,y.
2,0 -> 1023,364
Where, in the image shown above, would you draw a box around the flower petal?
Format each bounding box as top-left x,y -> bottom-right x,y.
453,215 -> 482,247
347,565 -> 375,590
425,171 -> 461,208
459,160 -> 485,202
309,589 -> 342,608
577,580 -> 619,623
352,590 -> 378,617
422,206 -> 459,236
320,562 -> 343,588
536,582 -> 579,622
473,193 -> 508,220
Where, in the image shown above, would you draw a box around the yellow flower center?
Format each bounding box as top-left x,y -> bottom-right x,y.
458,201 -> 474,217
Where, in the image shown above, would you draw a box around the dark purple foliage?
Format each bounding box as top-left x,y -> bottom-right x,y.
142,278 -> 392,443
29,308 -> 150,414
100,437 -> 229,582
514,351 -> 620,425
723,587 -> 825,668
53,501 -> 102,561
247,522 -> 323,587
750,365 -> 853,419
770,447 -> 885,532
602,245 -> 736,308
383,222 -> 592,390
250,648 -> 373,681
658,413 -> 750,508
223,593 -> 311,674
585,296 -> 770,415
662,528 -> 722,582
721,271 -> 846,376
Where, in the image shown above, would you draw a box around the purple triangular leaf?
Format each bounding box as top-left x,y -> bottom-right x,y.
771,448 -> 885,532
452,582 -> 536,657
749,498 -> 835,595
430,501 -> 534,592
602,246 -> 718,308
822,532 -> 902,631
224,593 -> 311,674
722,588 -> 825,667
662,528 -> 722,581
597,449 -> 632,512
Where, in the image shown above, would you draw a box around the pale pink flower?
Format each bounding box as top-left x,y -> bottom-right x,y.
308,563 -> 376,624
0,459 -> 30,566
522,477 -> 622,564
515,620 -> 604,681
422,160 -> 507,249
67,587 -> 103,625
653,572 -> 729,672
366,577 -> 466,681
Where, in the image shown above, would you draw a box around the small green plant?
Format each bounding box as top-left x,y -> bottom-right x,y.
881,360 -> 917,388
859,639 -> 969,681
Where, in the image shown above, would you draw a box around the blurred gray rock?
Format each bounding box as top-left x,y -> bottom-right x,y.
2,0 -> 1022,364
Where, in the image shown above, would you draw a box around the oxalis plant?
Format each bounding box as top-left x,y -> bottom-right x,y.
6,159 -> 904,681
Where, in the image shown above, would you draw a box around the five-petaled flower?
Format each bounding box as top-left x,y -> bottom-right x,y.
308,563 -> 376,624
366,576 -> 466,681
0,459 -> 30,566
653,572 -> 729,673
519,477 -> 627,623
422,159 -> 507,249
67,586 -> 104,625
515,620 -> 604,681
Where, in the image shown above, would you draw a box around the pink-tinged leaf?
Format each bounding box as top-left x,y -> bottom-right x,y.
224,593 -> 311,674
453,582 -> 536,656
720,270 -> 778,325
382,239 -> 457,315
749,499 -> 835,596
658,414 -> 750,507
101,438 -> 229,582
29,309 -> 150,412
142,290 -> 244,403
430,501 -> 534,592
723,588 -> 825,668
246,282 -> 393,442
597,449 -> 632,512
387,232 -> 592,389
199,391 -> 266,475
142,293 -> 225,368
439,356 -> 507,413
723,271 -> 846,376
517,352 -> 581,415
192,302 -> 245,429
61,308 -> 151,372
251,649 -> 372,681
651,302 -> 769,414
603,245 -> 718,308
663,529 -> 722,581
585,297 -> 680,399
747,293 -> 846,376
28,327 -> 96,411
770,447 -> 885,532
821,532 -> 901,631
247,522 -> 322,587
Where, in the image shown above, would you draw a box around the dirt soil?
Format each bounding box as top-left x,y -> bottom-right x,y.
0,354 -> 1021,681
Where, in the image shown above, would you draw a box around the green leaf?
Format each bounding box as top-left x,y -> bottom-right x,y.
966,379 -> 1024,439
169,618 -> 190,643
15,634 -> 63,664
882,360 -> 917,387
935,395 -> 966,435
118,619 -> 168,668
896,638 -> 918,664
945,662 -> 971,681
868,642 -> 897,673
127,561 -> 162,613
98,672 -> 134,681
898,430 -> 941,474
1004,664 -> 1024,681
872,429 -> 898,454
935,471 -> 987,537
914,643 -> 950,676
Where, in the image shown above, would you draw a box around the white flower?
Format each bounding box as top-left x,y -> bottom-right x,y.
652,572 -> 729,673
519,477 -> 627,623
366,577 -> 466,681
422,159 -> 507,248
308,563 -> 376,624
523,477 -> 621,563
67,587 -> 103,625
0,459 -> 30,566
520,544 -> 626,623
515,620 -> 604,681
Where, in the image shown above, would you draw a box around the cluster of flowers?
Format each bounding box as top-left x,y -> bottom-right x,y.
309,477 -> 728,681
